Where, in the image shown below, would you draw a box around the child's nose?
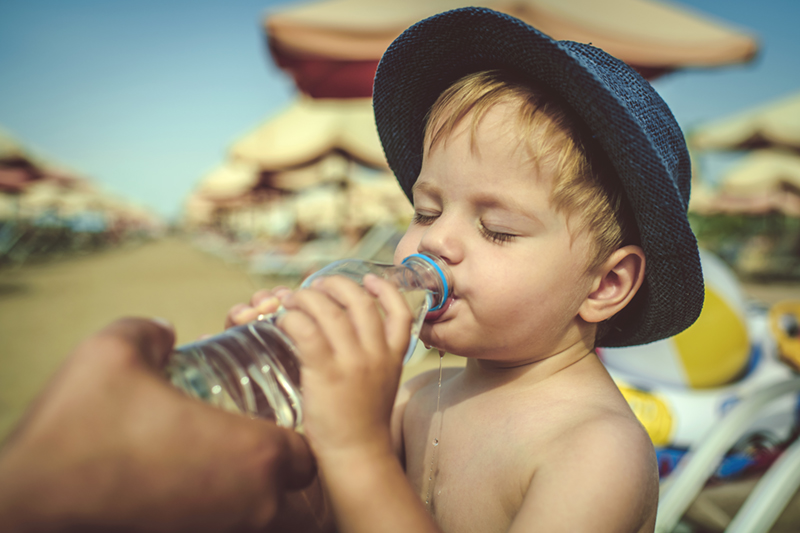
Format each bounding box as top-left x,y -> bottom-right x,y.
418,216 -> 463,265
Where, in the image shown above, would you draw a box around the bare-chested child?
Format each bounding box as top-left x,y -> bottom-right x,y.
228,7 -> 704,533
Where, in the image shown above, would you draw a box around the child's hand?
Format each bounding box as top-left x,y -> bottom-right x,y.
277,275 -> 413,460
224,286 -> 293,329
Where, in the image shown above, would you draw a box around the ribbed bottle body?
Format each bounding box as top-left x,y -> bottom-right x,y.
167,318 -> 302,426
166,253 -> 451,429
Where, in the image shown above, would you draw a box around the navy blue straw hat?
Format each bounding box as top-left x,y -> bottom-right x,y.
373,7 -> 704,347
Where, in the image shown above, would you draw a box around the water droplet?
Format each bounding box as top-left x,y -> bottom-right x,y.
240,376 -> 250,385
438,490 -> 441,495
211,385 -> 222,394
424,353 -> 446,513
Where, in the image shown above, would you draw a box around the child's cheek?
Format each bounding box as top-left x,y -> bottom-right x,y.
393,230 -> 420,264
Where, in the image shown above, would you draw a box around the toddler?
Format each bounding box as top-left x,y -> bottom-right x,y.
237,7 -> 704,533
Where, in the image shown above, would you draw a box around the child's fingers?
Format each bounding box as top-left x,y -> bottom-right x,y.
310,276 -> 388,358
250,287 -> 292,309
226,303 -> 257,329
278,306 -> 336,371
363,274 -> 414,360
279,289 -> 362,365
248,289 -> 276,306
282,288 -> 361,357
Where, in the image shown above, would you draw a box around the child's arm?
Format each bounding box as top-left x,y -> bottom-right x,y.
509,416 -> 659,533
279,274 -> 443,533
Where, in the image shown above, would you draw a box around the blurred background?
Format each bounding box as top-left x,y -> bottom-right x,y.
1,1 -> 800,531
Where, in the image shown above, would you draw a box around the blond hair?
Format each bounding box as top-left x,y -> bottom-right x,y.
423,70 -> 636,270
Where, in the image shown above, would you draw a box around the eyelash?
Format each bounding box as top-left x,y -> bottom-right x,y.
413,212 -> 437,225
413,212 -> 516,244
479,224 -> 516,244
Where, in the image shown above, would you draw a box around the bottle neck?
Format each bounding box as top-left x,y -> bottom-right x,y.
400,253 -> 452,312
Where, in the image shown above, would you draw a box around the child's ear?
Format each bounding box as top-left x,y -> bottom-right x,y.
579,245 -> 645,324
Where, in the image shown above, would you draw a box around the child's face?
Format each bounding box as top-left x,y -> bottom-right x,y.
394,102 -> 599,363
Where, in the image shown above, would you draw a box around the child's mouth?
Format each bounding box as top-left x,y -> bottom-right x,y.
426,295 -> 455,322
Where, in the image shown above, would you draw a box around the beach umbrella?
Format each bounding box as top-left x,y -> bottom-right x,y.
690,150 -> 800,216
230,97 -> 386,170
690,91 -> 800,153
196,160 -> 262,200
1,126 -> 94,195
0,129 -> 41,193
266,0 -> 758,98
265,152 -> 350,191
691,191 -> 800,217
0,167 -> 38,194
720,150 -> 800,195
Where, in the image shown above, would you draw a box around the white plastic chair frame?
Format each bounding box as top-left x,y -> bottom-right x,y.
656,376 -> 800,533
726,434 -> 800,532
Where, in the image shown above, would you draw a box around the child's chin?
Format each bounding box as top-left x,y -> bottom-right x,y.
419,327 -> 449,353
418,327 -> 436,348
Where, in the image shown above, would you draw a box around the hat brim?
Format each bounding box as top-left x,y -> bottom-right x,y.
374,7 -> 704,347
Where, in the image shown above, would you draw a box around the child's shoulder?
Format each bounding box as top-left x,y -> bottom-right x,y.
542,357 -> 655,468
524,408 -> 658,531
521,369 -> 659,531
549,399 -> 655,469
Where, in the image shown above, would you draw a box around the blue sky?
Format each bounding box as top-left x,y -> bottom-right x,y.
1,0 -> 798,220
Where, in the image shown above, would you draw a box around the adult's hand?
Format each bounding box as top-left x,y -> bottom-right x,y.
0,317 -> 314,532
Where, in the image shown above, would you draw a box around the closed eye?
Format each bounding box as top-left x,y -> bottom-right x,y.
413,212 -> 438,225
479,223 -> 516,244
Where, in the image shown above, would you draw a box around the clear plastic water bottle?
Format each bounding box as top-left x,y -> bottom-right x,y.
166,253 -> 451,429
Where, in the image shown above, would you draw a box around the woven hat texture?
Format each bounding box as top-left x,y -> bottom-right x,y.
373,7 -> 704,347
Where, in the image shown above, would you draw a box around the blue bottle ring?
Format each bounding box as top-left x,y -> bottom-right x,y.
402,253 -> 449,312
